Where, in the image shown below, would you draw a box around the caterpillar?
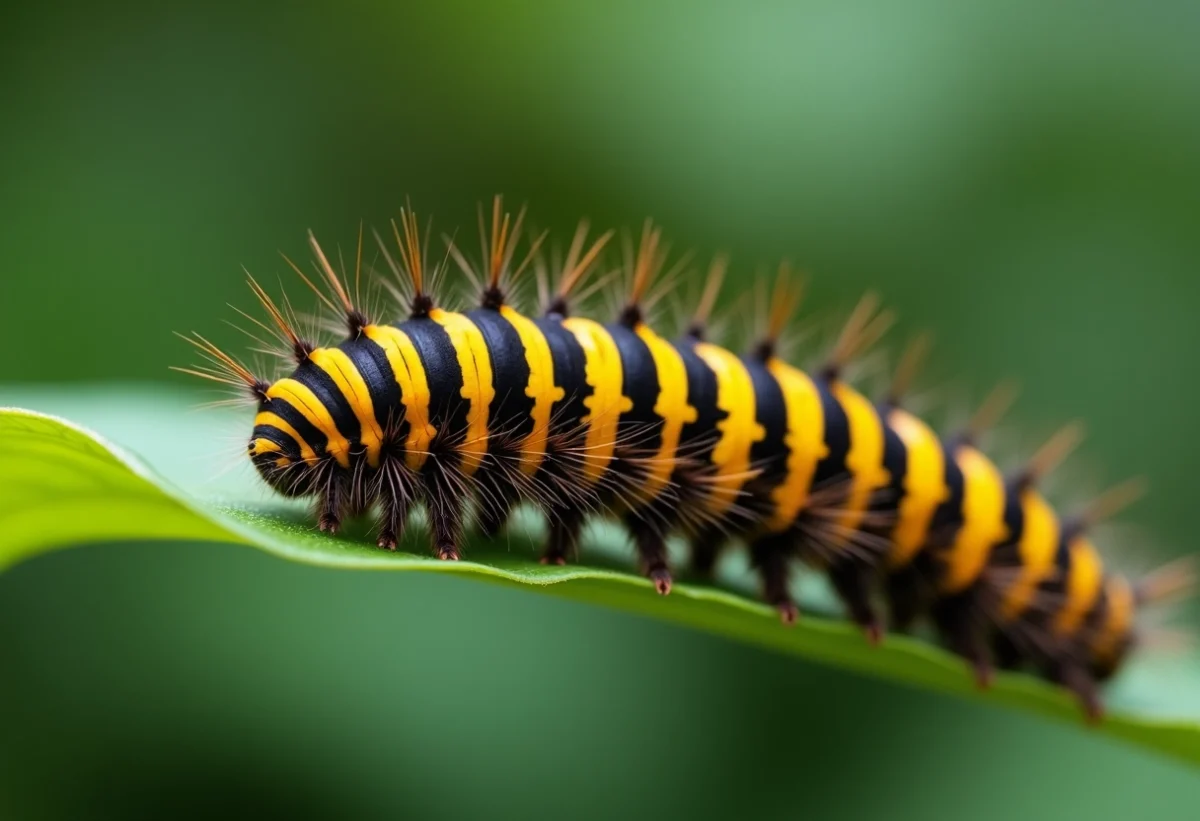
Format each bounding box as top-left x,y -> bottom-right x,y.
177,196 -> 1193,722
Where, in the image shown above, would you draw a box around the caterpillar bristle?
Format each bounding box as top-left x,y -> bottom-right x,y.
545,221 -> 615,317
1015,420 -> 1087,490
1064,476 -> 1149,538
960,379 -> 1021,446
752,263 -> 803,360
683,253 -> 729,340
387,205 -> 435,317
618,220 -> 666,326
1135,556 -> 1197,607
179,198 -> 1193,724
244,273 -> 314,363
306,230 -> 367,336
279,250 -> 340,318
823,291 -> 895,380
884,331 -> 934,408
172,331 -> 270,403
470,195 -> 548,311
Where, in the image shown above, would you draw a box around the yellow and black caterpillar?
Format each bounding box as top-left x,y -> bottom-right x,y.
179,198 -> 1192,721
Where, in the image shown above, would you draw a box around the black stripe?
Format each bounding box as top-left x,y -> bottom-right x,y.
813,378 -> 850,488
397,317 -> 469,447
990,484 -> 1027,568
743,356 -> 788,494
250,424 -> 303,461
263,395 -> 327,456
344,335 -> 400,434
292,359 -> 362,446
535,316 -> 592,435
1029,531 -> 1075,601
674,338 -> 722,462
875,409 -> 908,518
606,323 -> 664,453
468,308 -> 535,443
929,442 -> 966,548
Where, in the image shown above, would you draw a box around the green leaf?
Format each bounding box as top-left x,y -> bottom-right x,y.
2,388 -> 1199,767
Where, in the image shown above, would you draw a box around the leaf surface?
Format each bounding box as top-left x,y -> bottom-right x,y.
1,390 -> 1198,767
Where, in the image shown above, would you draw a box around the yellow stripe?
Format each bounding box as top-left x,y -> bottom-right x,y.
830,382 -> 891,540
634,322 -> 699,500
363,324 -> 437,471
308,347 -> 385,468
500,305 -> 566,476
1093,576 -> 1134,662
886,408 -> 949,568
1053,536 -> 1104,637
429,309 -> 494,476
250,438 -> 293,471
998,490 -> 1060,621
252,411 -> 318,465
561,317 -> 632,485
765,358 -> 826,531
691,342 -> 766,516
266,379 -> 351,468
940,445 -> 1009,593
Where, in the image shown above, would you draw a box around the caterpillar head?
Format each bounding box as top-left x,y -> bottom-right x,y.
248,431 -> 315,498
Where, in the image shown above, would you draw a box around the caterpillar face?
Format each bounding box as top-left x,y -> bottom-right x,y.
178,197 -> 1192,724
248,429 -> 315,498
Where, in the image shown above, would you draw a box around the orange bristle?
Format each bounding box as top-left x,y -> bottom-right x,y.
172,332 -> 269,402
386,204 -> 436,317
687,254 -> 729,339
245,273 -> 312,362
1136,557 -> 1198,607
618,220 -> 666,326
487,195 -> 512,292
824,291 -> 894,379
962,379 -> 1021,444
885,331 -> 934,408
308,231 -> 355,317
354,221 -> 365,314
752,263 -> 804,359
768,264 -> 804,343
455,195 -> 546,308
1016,420 -> 1086,489
1079,476 -> 1149,530
280,251 -> 340,316
553,221 -> 615,311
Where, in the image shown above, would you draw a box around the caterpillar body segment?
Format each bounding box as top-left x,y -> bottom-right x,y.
184,197 -> 1189,722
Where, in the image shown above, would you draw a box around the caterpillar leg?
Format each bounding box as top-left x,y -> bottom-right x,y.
749,534 -> 798,625
689,526 -> 727,581
829,557 -> 883,645
1051,660 -> 1104,724
992,632 -> 1024,671
932,591 -> 994,689
423,464 -> 464,561
885,564 -> 927,632
474,469 -> 519,538
542,506 -> 584,566
317,476 -> 346,535
626,513 -> 673,595
376,488 -> 410,550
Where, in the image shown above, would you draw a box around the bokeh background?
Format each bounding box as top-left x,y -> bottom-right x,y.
3,0 -> 1200,818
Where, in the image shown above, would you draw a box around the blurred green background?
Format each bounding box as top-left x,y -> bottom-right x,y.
3,0 -> 1200,818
